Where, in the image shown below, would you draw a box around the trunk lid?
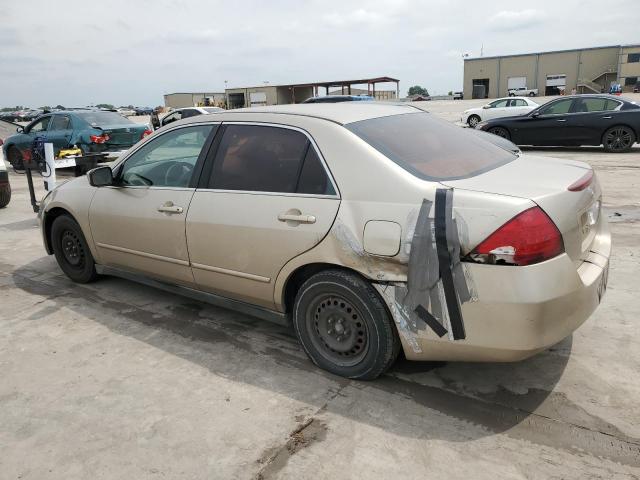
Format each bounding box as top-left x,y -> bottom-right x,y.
98,124 -> 147,149
442,155 -> 602,265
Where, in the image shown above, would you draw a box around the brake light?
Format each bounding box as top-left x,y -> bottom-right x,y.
90,133 -> 110,144
567,170 -> 593,191
469,206 -> 564,266
141,129 -> 152,139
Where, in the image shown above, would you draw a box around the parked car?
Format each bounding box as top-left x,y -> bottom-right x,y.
476,94 -> 640,152
302,95 -> 374,103
2,109 -> 152,169
39,103 -> 610,379
508,87 -> 538,97
153,106 -> 224,130
453,91 -> 463,100
462,97 -> 539,127
135,107 -> 154,116
0,139 -> 10,208
117,108 -> 136,117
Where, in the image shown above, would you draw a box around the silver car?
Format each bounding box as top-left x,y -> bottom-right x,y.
38,103 -> 610,379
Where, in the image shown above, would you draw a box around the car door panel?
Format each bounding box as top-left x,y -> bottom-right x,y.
185,122 -> 340,309
90,187 -> 196,285
186,192 -> 340,308
46,115 -> 73,154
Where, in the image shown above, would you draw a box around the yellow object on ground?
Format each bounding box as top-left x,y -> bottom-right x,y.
57,147 -> 82,158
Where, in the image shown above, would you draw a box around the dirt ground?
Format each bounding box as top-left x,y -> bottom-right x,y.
1,100 -> 639,479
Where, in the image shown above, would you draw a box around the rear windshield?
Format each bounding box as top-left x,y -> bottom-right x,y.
75,111 -> 133,127
346,112 -> 516,181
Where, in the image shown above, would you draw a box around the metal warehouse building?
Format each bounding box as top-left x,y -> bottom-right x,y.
164,92 -> 226,109
463,44 -> 640,99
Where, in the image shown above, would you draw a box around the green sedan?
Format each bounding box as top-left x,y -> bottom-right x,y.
2,109 -> 152,169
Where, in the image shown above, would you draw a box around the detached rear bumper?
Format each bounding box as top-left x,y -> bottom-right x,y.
387,220 -> 611,362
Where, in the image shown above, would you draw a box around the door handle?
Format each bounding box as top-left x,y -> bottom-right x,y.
602,116 -> 612,119
157,201 -> 183,214
278,213 -> 316,224
556,119 -> 567,122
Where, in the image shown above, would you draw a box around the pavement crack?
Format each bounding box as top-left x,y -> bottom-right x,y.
253,382 -> 348,479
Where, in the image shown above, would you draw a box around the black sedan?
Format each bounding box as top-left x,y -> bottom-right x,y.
476,95 -> 640,152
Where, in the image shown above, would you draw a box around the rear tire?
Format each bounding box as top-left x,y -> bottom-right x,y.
602,125 -> 636,153
292,270 -> 400,380
509,93 -> 515,97
529,92 -> 536,97
488,126 -> 511,140
467,115 -> 481,128
51,215 -> 98,283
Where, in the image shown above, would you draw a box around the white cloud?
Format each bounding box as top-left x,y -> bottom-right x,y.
322,9 -> 388,27
488,9 -> 546,31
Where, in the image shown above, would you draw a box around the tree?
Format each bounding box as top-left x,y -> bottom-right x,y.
96,103 -> 115,109
407,86 -> 429,97
55,105 -> 65,110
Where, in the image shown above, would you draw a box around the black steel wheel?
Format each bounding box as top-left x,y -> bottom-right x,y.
488,126 -> 510,140
467,115 -> 481,128
529,91 -> 536,96
603,126 -> 636,153
51,215 -> 98,283
293,270 -> 400,380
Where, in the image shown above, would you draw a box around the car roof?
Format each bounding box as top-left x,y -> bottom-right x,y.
179,103 -> 420,126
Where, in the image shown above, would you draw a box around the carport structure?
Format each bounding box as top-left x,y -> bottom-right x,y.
225,76 -> 400,108
295,76 -> 400,101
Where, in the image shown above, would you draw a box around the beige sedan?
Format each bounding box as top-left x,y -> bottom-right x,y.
38,103 -> 611,379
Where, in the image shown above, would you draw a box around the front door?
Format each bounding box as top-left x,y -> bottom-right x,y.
46,114 -> 73,155
89,124 -> 216,285
186,123 -> 341,309
512,98 -> 576,145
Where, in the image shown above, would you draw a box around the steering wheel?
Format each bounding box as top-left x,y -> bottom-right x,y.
164,161 -> 194,186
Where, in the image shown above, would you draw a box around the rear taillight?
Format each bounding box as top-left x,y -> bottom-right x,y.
141,129 -> 152,139
90,133 -> 110,144
469,206 -> 564,266
567,170 -> 593,191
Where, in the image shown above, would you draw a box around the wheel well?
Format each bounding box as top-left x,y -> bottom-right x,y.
43,207 -> 74,254
282,263 -> 367,314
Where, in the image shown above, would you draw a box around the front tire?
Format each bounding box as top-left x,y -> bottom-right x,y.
603,125 -> 636,153
0,184 -> 10,208
51,215 -> 98,283
488,126 -> 511,140
7,146 -> 24,171
292,270 -> 400,380
467,115 -> 481,128
529,92 -> 536,96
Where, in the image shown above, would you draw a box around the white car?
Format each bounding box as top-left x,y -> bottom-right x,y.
154,106 -> 224,129
461,97 -> 539,128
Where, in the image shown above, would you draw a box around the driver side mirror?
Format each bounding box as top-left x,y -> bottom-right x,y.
16,126 -> 24,133
88,166 -> 114,187
531,111 -> 540,118
482,104 -> 490,109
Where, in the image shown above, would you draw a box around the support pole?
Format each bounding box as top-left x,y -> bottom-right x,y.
43,142 -> 56,191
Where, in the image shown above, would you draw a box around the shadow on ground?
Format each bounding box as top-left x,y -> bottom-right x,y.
11,256 -> 640,466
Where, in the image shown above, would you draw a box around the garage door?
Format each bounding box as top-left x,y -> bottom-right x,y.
546,74 -> 566,95
507,76 -> 527,90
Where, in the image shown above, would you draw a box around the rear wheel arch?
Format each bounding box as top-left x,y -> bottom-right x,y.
602,124 -> 637,152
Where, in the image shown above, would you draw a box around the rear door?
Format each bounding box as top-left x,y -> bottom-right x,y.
89,123 -> 217,285
484,99 -> 509,120
570,97 -> 623,144
186,123 -> 340,309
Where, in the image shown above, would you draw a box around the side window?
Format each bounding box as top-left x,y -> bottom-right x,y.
209,125 -> 309,193
512,99 -> 527,107
296,147 -> 335,195
119,124 -> 213,187
28,116 -> 51,133
162,111 -> 182,126
181,109 -> 201,119
489,99 -> 508,108
575,98 -> 621,113
539,99 -> 573,115
49,115 -> 71,130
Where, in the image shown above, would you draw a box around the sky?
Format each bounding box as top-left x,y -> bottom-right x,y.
2,0 -> 639,108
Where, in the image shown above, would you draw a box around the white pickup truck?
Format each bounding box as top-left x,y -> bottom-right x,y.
508,86 -> 538,97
